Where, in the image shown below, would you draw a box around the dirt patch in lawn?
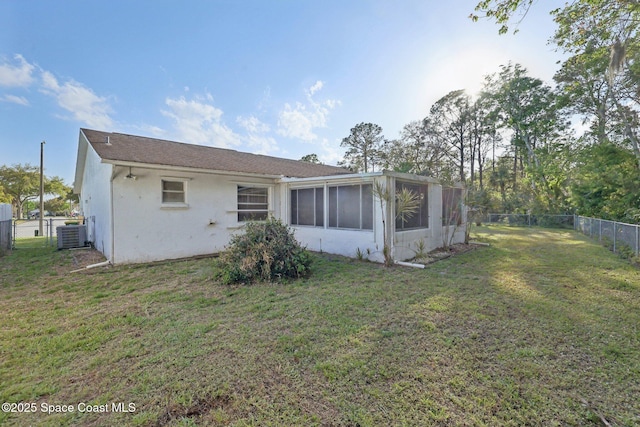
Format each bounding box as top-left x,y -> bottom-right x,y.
412,242 -> 484,265
63,248 -> 108,272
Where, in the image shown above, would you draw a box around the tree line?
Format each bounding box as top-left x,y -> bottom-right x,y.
0,164 -> 75,219
301,0 -> 639,224
5,1 -> 638,224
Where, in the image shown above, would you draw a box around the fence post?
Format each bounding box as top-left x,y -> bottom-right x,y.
598,219 -> 602,242
613,222 -> 617,253
636,224 -> 639,257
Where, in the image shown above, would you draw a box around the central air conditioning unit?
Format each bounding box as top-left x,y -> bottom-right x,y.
57,225 -> 88,250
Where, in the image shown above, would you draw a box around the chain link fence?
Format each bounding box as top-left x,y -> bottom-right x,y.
11,217 -> 80,248
575,216 -> 639,257
484,214 -> 575,228
482,213 -> 639,258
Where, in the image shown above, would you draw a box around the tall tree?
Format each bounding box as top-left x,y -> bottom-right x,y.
0,164 -> 40,219
571,141 -> 640,222
339,122 -> 384,173
471,0 -> 536,34
428,90 -> 472,183
484,63 -> 563,186
553,0 -> 640,167
420,118 -> 461,182
487,155 -> 516,211
0,185 -> 10,204
469,93 -> 501,189
474,0 -> 640,167
554,47 -> 614,145
379,120 -> 454,179
300,153 -> 322,164
0,164 -> 69,218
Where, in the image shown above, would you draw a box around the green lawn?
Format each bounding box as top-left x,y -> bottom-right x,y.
1,227 -> 639,426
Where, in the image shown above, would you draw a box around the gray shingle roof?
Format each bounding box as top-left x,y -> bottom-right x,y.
81,128 -> 351,178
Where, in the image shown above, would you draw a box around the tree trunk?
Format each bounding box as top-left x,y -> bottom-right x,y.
458,126 -> 465,183
513,152 -> 518,190
610,92 -> 640,169
624,121 -> 640,169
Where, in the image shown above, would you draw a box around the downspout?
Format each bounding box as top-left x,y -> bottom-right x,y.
109,166 -> 116,264
395,260 -> 425,269
70,260 -> 111,274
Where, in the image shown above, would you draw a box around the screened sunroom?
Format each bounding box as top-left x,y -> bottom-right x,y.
278,171 -> 466,263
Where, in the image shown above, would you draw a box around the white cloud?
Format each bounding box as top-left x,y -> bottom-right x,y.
1,94 -> 29,106
245,132 -> 279,155
309,80 -> 323,96
0,54 -> 35,87
40,71 -> 114,129
257,86 -> 272,112
132,124 -> 168,139
237,115 -> 278,154
0,55 -> 115,128
40,70 -> 59,91
277,81 -> 340,142
278,102 -> 318,141
237,115 -> 270,134
162,94 -> 241,148
318,138 -> 345,166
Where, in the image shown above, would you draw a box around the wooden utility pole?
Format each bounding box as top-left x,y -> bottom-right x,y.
39,141 -> 45,237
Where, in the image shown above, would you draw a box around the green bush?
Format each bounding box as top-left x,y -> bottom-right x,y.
616,242 -> 636,260
219,217 -> 312,284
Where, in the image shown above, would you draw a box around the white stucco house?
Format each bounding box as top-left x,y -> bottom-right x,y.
73,129 -> 466,265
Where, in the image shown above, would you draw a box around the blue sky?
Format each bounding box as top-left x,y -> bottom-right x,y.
0,0 -> 564,186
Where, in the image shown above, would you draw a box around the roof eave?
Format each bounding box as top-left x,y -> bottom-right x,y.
73,130 -> 90,194
101,159 -> 291,180
278,171 -> 381,183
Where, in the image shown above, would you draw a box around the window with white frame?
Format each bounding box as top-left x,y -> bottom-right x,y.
237,186 -> 269,221
328,184 -> 373,230
395,181 -> 428,230
291,187 -> 324,227
161,179 -> 186,204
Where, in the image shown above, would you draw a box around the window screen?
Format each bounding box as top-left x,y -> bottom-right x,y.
237,186 -> 268,221
290,187 -> 324,227
162,180 -> 185,203
395,181 -> 428,230
328,184 -> 373,230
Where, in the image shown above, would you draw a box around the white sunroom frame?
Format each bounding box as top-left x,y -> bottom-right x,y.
278,171 -> 466,263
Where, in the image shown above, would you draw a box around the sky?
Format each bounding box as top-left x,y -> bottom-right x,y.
0,0 -> 566,187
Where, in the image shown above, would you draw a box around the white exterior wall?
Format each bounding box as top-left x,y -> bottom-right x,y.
281,174 -> 390,263
77,145 -> 466,265
110,167 -> 276,264
79,143 -> 114,260
292,227 -> 384,262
